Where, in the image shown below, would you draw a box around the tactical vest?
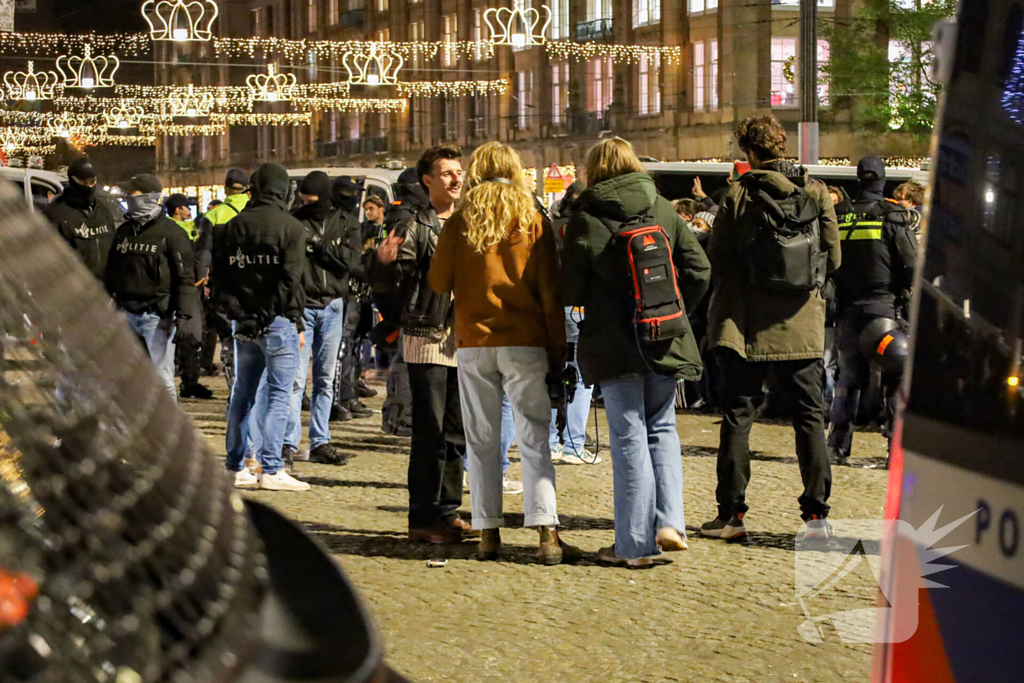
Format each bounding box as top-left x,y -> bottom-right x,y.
834,200 -> 905,303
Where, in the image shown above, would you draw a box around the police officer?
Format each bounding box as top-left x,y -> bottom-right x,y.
105,174 -> 202,401
828,156 -> 918,466
46,157 -> 117,281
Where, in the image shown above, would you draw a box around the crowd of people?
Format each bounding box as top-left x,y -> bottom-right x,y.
46,112 -> 918,567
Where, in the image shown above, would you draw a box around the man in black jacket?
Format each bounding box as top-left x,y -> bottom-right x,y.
46,158 -> 117,281
282,171 -> 360,467
105,173 -> 202,400
211,163 -> 310,493
828,156 -> 918,466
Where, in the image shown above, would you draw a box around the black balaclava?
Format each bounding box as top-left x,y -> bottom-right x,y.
62,177 -> 96,208
296,171 -> 334,221
856,155 -> 887,201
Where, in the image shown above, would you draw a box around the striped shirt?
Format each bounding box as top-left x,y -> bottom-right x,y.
402,324 -> 457,367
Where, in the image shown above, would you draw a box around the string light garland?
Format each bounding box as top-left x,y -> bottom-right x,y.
143,0 -> 219,42
168,83 -> 215,116
80,132 -> 157,146
216,112 -> 311,126
212,37 -> 491,64
56,44 -> 120,89
3,61 -> 61,101
343,43 -> 402,87
246,63 -> 297,102
141,122 -> 226,136
485,2 -> 550,47
0,32 -> 150,57
103,103 -> 146,129
396,79 -> 507,97
293,97 -> 407,113
544,41 -> 681,65
46,112 -> 84,138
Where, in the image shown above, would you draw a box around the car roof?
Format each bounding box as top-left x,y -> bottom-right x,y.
642,162 -> 930,183
0,167 -> 67,186
286,167 -> 402,184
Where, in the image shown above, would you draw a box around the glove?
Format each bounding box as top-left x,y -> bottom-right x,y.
175,315 -> 203,346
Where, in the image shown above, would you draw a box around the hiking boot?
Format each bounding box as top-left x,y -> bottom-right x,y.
310,443 -> 349,466
345,399 -> 373,418
281,445 -> 297,472
502,475 -> 523,495
233,469 -> 258,488
357,379 -> 378,398
330,403 -> 352,422
700,513 -> 747,540
259,470 -> 311,491
656,527 -> 689,552
409,524 -> 463,545
180,382 -> 214,399
477,528 -> 501,561
802,515 -> 833,544
450,516 -> 480,538
596,546 -> 669,569
537,527 -> 582,565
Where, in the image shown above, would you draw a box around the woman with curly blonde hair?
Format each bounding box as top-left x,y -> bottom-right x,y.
429,141 -> 580,565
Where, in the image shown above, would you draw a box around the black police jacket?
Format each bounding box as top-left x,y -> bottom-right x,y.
104,214 -> 202,322
211,189 -> 307,333
293,202 -> 362,309
46,194 -> 118,281
833,191 -> 917,314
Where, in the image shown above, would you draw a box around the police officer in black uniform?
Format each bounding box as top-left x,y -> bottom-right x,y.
45,158 -> 118,281
828,156 -> 918,466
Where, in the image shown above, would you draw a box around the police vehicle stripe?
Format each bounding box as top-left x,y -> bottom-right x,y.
838,228 -> 883,240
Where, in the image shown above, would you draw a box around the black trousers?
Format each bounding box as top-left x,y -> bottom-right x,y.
334,296 -> 363,405
407,363 -> 465,528
715,348 -> 832,520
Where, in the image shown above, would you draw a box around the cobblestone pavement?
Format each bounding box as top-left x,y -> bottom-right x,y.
185,377 -> 889,683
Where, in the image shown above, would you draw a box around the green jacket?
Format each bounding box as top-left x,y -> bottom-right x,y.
562,172 -> 712,385
171,216 -> 197,241
707,160 -> 841,362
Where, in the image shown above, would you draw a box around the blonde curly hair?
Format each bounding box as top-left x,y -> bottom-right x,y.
455,141 -> 537,254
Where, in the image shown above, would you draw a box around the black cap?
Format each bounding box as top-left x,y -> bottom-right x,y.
68,157 -> 98,181
164,193 -> 190,213
397,167 -> 420,186
122,173 -> 162,194
332,175 -> 363,196
225,168 -> 249,191
857,156 -> 886,182
299,171 -> 332,199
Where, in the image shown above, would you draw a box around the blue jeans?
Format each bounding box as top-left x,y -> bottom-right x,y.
466,394 -> 513,474
125,311 -> 177,401
286,301 -> 346,449
599,373 -> 684,560
226,317 -> 300,475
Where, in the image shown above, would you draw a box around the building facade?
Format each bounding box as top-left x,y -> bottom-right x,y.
158,0 -> 931,189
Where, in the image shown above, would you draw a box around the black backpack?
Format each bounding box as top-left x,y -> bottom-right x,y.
601,211 -> 688,343
742,173 -> 827,292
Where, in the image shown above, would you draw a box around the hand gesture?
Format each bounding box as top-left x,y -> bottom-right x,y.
376,229 -> 405,265
693,176 -> 706,200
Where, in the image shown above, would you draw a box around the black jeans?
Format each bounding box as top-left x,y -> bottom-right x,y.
715,349 -> 832,520
407,363 -> 465,528
334,296 -> 363,405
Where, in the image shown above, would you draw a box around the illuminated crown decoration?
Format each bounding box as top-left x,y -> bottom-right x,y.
169,84 -> 215,116
246,64 -> 297,102
343,44 -> 403,87
104,103 -> 146,129
47,112 -> 82,139
56,44 -> 120,89
484,3 -> 550,47
142,0 -> 219,41
3,62 -> 61,101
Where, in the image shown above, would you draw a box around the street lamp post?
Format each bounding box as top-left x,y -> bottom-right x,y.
799,0 -> 819,165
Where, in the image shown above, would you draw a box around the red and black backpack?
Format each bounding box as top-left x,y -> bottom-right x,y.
599,210 -> 688,344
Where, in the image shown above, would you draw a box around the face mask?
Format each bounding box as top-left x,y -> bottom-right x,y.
64,180 -> 96,205
334,194 -> 359,215
125,192 -> 164,224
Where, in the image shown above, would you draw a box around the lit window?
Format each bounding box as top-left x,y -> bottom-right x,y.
251,8 -> 262,36
308,50 -> 318,79
513,0 -> 533,52
376,0 -> 389,11
693,42 -> 705,110
515,71 -> 534,129
473,10 -> 485,61
552,61 -> 569,125
588,56 -> 613,114
307,0 -> 317,33
688,0 -> 718,13
377,28 -> 389,43
550,0 -> 569,40
818,39 -> 830,106
634,0 -> 661,27
638,53 -> 661,115
710,40 -> 718,109
328,0 -> 338,25
771,37 -> 798,107
443,14 -> 458,68
587,0 -> 612,22
410,21 -> 424,69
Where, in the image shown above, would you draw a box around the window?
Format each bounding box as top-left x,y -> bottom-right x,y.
587,56 -> 613,114
308,49 -> 318,79
328,0 -> 338,25
587,0 -> 612,21
376,0 -> 388,12
550,0 -> 569,40
688,0 -> 717,13
513,0 -> 533,52
710,40 -> 719,109
443,97 -> 458,139
377,28 -> 389,43
551,61 -> 569,125
772,0 -> 834,8
443,14 -> 458,68
514,71 -> 534,129
638,53 -> 661,115
410,21 -> 424,69
251,7 -> 262,36
307,0 -> 317,33
471,95 -> 488,137
473,9 -> 485,61
633,0 -> 660,28
330,111 -> 338,141
693,42 -> 705,110
379,112 -> 389,135
817,39 -> 830,106
771,37 -> 798,107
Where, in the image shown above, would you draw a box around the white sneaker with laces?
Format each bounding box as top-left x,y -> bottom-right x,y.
549,444 -> 564,462
502,475 -> 524,495
233,469 -> 258,488
559,448 -> 602,465
259,470 -> 311,491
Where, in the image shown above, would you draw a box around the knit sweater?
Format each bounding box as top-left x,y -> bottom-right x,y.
428,209 -> 567,364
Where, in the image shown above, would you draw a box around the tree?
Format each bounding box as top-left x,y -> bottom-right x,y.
822,0 -> 956,138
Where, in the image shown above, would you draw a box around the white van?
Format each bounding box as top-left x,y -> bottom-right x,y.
286,167 -> 403,221
0,167 -> 66,213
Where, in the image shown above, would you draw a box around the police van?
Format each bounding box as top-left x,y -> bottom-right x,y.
0,166 -> 66,214
286,167 -> 403,222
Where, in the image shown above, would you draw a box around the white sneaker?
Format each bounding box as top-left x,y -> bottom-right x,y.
244,456 -> 262,474
502,475 -> 524,495
259,470 -> 311,491
233,469 -> 258,488
549,444 -> 564,462
559,448 -> 602,465
463,471 -> 470,492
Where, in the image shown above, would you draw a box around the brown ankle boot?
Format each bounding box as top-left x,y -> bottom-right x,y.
537,527 -> 583,565
477,528 -> 501,561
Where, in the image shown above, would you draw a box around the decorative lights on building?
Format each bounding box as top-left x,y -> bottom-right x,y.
246,63 -> 296,102
343,43 -> 403,86
168,83 -> 215,117
103,103 -> 146,129
56,44 -> 120,89
3,61 -> 60,101
485,2 -> 550,47
396,79 -> 508,97
142,0 -> 219,42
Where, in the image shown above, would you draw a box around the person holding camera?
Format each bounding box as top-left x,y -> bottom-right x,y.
562,138 -> 711,568
428,142 -> 580,565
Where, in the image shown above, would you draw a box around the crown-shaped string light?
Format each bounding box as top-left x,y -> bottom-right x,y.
142,0 -> 219,41
56,44 -> 120,89
103,103 -> 146,129
485,1 -> 550,47
343,43 -> 403,87
47,112 -> 83,139
169,83 -> 215,116
3,61 -> 61,101
246,64 -> 297,102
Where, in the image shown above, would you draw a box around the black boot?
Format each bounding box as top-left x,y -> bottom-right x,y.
356,379 -> 378,398
282,445 -> 298,472
301,392 -> 311,411
310,443 -> 349,466
345,399 -> 373,419
180,382 -> 214,399
330,403 -> 352,422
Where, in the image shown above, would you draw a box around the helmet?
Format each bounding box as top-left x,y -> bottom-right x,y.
858,317 -> 909,374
